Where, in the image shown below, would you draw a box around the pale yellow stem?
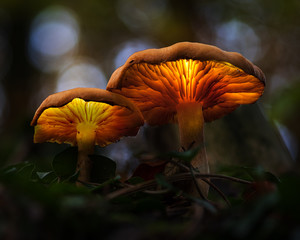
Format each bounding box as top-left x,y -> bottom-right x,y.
76,123 -> 96,185
176,102 -> 209,197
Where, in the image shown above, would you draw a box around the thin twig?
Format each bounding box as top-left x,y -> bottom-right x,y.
105,172 -> 252,200
143,189 -> 170,194
76,180 -> 101,186
106,178 -> 157,200
198,173 -> 251,185
169,158 -> 208,200
168,159 -> 190,172
165,172 -> 252,185
121,182 -> 170,195
188,164 -> 207,200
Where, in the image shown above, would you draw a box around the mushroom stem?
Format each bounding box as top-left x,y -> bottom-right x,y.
176,102 -> 209,197
76,123 -> 97,184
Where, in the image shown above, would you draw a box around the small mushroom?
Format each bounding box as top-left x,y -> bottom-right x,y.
107,42 -> 265,195
31,88 -> 144,184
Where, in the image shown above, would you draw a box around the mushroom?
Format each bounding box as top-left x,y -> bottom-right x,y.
107,42 -> 265,195
31,88 -> 144,184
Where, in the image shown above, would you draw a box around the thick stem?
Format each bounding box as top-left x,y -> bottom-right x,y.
76,123 -> 96,185
176,102 -> 209,197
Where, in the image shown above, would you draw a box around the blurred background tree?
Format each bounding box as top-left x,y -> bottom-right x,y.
0,0 -> 299,175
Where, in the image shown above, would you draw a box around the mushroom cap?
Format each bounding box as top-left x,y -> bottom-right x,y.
31,88 -> 144,147
107,42 -> 265,124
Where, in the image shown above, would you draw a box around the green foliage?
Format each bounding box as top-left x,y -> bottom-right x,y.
0,148 -> 299,239
0,0 -> 299,238
52,147 -> 78,181
164,146 -> 201,163
155,174 -> 217,214
89,154 -> 116,183
241,166 -> 281,184
1,161 -> 35,179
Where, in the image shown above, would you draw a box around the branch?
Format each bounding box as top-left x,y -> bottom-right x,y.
105,172 -> 252,200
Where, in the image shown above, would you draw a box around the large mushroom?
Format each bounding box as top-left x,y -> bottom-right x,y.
31,88 -> 144,184
107,42 -> 265,195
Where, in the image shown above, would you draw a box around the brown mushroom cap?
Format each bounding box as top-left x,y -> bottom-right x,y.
31,88 -> 144,147
107,42 -> 265,124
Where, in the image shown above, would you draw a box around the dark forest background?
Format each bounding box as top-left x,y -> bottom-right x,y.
0,0 -> 300,239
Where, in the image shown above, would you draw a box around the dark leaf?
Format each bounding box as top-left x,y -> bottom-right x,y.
66,171 -> 80,183
155,174 -> 176,192
48,182 -> 90,196
91,175 -> 121,193
52,147 -> 77,180
89,154 -> 116,183
155,174 -> 217,213
127,176 -> 145,185
0,161 -> 35,180
36,171 -> 58,184
131,161 -> 166,181
165,146 -> 201,163
242,166 -> 280,183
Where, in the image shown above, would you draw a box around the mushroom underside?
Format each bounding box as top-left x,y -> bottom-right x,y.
109,59 -> 264,125
33,98 -> 142,147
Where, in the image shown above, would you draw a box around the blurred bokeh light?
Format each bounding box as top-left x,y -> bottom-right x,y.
56,58 -> 107,92
28,5 -> 79,72
275,121 -> 298,161
214,20 -> 261,62
113,39 -> 156,69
